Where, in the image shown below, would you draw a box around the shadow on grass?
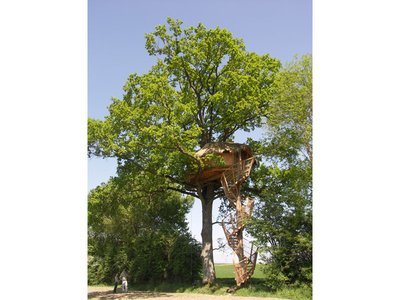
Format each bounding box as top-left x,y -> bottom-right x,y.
128,277 -> 271,295
216,277 -> 268,290
88,288 -> 172,299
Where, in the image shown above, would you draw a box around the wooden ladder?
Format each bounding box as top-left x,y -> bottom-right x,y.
222,210 -> 258,287
220,157 -> 255,205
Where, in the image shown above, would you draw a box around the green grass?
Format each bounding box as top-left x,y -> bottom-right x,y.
213,264 -> 311,300
90,264 -> 311,300
126,281 -> 311,300
123,264 -> 311,300
215,263 -> 264,279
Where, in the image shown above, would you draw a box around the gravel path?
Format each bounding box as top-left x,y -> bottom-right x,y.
88,286 -> 287,300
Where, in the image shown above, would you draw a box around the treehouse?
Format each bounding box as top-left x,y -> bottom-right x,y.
189,142 -> 258,289
189,142 -> 254,186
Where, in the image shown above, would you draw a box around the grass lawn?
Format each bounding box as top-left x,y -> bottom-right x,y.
213,264 -> 310,300
117,264 -> 311,300
215,263 -> 264,279
89,264 -> 311,300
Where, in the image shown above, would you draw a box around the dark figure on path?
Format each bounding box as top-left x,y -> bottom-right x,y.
113,273 -> 119,293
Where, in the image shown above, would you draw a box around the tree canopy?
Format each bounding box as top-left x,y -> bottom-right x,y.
88,17 -> 280,186
247,54 -> 312,288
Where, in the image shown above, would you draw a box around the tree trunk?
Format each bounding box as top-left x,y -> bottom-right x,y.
199,183 -> 216,285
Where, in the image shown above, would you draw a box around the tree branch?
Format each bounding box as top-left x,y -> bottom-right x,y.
166,186 -> 199,198
213,244 -> 226,251
173,141 -> 203,176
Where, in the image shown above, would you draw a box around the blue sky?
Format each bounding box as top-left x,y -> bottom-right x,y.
88,0 -> 312,263
89,0 -> 312,119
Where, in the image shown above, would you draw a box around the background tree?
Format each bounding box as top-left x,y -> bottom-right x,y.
88,18 -> 280,284
247,54 -> 312,288
88,175 -> 202,285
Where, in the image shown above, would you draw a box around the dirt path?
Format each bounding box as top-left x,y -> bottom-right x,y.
88,286 -> 287,300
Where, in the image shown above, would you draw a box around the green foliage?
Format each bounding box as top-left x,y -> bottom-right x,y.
88,18 -> 280,284
88,17 -> 280,183
88,255 -> 107,285
264,54 -> 312,163
88,176 -> 202,285
261,264 -> 289,291
129,232 -> 202,283
247,54 -> 312,288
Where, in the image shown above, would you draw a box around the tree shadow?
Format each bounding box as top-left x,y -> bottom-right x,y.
88,289 -> 172,299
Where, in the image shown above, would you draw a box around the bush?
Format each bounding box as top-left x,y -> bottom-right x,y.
261,263 -> 289,291
129,233 -> 202,284
88,177 -> 202,285
88,255 -> 106,285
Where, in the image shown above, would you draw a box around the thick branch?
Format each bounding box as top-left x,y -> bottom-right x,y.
166,186 -> 199,198
174,142 -> 202,176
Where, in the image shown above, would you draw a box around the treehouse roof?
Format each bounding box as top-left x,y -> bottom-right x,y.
195,142 -> 253,158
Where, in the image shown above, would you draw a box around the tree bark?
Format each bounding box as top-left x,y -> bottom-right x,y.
199,183 -> 216,285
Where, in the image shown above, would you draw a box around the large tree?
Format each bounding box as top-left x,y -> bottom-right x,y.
88,18 -> 280,284
247,54 -> 312,287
